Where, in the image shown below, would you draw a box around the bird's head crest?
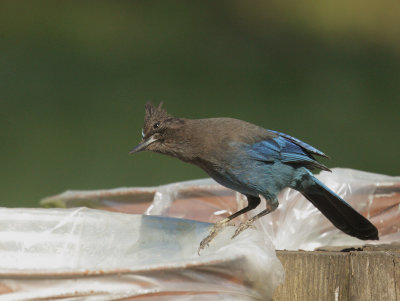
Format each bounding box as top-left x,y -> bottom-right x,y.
129,101 -> 184,155
144,102 -> 171,126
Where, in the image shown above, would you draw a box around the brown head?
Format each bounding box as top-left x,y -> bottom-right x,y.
129,102 -> 276,164
129,102 -> 186,156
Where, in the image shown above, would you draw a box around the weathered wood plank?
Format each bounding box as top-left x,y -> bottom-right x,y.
273,246 -> 400,301
349,251 -> 397,301
394,255 -> 400,299
273,251 -> 349,301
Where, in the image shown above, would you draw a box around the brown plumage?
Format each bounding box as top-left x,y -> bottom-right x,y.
130,102 -> 379,254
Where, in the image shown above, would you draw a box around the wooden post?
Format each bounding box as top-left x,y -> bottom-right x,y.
273,244 -> 400,301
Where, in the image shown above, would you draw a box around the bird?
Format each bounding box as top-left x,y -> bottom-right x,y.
129,102 -> 379,253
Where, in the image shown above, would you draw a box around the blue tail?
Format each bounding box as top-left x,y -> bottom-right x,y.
300,175 -> 379,240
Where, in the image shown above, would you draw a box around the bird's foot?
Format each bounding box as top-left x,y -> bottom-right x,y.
231,220 -> 256,239
198,218 -> 232,255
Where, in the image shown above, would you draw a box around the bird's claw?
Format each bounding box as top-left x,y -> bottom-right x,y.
197,219 -> 233,255
198,231 -> 217,255
231,221 -> 255,239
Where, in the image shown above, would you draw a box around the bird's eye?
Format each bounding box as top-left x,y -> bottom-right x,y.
153,122 -> 160,129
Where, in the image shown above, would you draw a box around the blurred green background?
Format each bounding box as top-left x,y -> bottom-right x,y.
1,1 -> 399,207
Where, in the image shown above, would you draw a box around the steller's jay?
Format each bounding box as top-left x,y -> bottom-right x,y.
130,103 -> 379,253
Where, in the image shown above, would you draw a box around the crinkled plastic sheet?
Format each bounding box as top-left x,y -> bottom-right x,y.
13,168 -> 398,300
41,179 -> 237,224
43,168 -> 400,250
0,208 -> 283,301
251,168 -> 400,250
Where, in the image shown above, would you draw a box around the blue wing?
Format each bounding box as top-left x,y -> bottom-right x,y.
268,129 -> 328,158
247,130 -> 330,171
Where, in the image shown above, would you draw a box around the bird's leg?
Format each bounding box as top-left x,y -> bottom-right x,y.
232,198 -> 278,239
198,217 -> 232,254
198,195 -> 261,254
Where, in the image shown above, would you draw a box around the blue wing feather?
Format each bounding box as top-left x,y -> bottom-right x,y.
268,129 -> 328,158
247,130 -> 330,171
247,140 -> 278,163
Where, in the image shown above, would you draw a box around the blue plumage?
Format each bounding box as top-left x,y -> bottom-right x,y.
131,104 -> 379,252
268,129 -> 328,158
248,131 -> 330,171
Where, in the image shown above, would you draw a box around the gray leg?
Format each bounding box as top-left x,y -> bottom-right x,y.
198,195 -> 261,254
231,197 -> 278,239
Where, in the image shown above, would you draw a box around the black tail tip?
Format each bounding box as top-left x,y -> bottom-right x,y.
357,228 -> 379,241
369,232 -> 380,241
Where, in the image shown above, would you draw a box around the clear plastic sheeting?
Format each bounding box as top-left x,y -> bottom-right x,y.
252,168 -> 400,250
43,168 -> 400,251
17,168 -> 399,300
41,178 -> 238,224
0,208 -> 284,301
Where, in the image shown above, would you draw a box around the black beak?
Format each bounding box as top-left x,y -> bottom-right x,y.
129,135 -> 157,154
